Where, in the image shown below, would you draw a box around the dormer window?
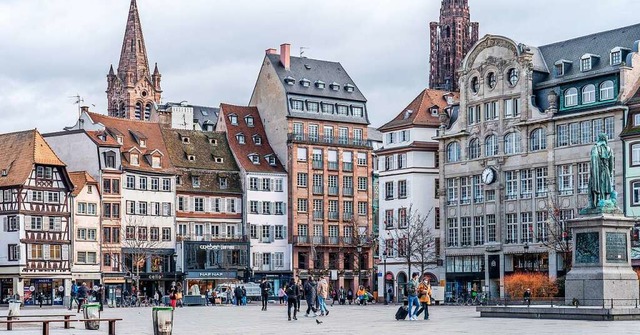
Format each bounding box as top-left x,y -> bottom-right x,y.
315,80 -> 325,89
300,78 -> 311,87
229,114 -> 238,125
151,156 -> 161,168
187,155 -> 196,162
192,176 -> 200,188
213,156 -> 224,164
245,116 -> 254,127
554,59 -> 572,77
580,54 -> 599,72
267,155 -> 277,166
219,177 -> 228,189
430,108 -> 439,116
352,106 -> 364,117
140,139 -> 146,148
116,136 -> 123,145
403,110 -> 413,120
209,138 -> 218,145
253,135 -> 262,145
307,101 -> 319,113
130,153 -> 139,166
249,154 -> 260,165
321,103 -> 335,114
610,47 -> 629,65
329,82 -> 340,91
284,76 -> 295,85
236,133 -> 245,144
344,84 -> 355,93
181,136 -> 190,144
290,99 -> 304,111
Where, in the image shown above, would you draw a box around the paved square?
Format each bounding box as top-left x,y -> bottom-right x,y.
4,303 -> 640,334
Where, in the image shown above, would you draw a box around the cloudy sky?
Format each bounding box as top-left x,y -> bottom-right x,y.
1,0 -> 639,133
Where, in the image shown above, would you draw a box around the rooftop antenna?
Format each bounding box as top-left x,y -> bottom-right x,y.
300,47 -> 309,58
69,94 -> 84,118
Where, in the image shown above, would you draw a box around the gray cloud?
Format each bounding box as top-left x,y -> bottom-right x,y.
1,0 -> 639,134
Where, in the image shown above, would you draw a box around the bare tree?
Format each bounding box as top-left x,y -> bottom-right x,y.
384,206 -> 436,281
538,193 -> 573,273
118,216 -> 165,292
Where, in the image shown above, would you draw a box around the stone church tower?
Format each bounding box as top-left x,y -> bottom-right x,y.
429,0 -> 479,91
106,0 -> 162,120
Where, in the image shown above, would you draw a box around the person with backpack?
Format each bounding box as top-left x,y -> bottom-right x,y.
259,278 -> 271,311
76,282 -> 88,313
285,279 -> 299,321
347,288 -> 354,304
407,272 -> 420,320
303,278 -> 318,317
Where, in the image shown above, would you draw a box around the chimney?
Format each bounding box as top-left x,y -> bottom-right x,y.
280,43 -> 291,70
265,48 -> 277,55
80,106 -> 89,113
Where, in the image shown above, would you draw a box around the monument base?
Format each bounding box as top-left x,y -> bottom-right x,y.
476,306 -> 640,321
565,214 -> 639,307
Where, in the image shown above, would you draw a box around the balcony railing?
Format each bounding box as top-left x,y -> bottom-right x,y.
328,186 -> 339,195
328,237 -> 339,245
328,161 -> 339,170
288,133 -> 373,149
313,211 -> 324,220
328,211 -> 339,220
343,212 -> 353,221
313,186 -> 324,195
343,187 -> 354,196
312,236 -> 323,244
293,235 -> 365,247
343,162 -> 353,172
295,235 -> 309,244
312,160 -> 324,169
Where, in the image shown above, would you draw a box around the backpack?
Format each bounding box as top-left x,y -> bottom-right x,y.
286,285 -> 295,296
407,281 -> 417,296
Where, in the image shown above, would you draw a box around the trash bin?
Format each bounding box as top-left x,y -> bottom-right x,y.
8,301 -> 21,317
152,306 -> 174,335
83,302 -> 100,330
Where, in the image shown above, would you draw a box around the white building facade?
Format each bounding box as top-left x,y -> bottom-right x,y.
69,172 -> 102,285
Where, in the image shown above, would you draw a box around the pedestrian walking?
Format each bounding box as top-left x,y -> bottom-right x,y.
205,289 -> 210,306
260,278 -> 272,311
234,286 -> 243,306
407,272 -> 420,320
387,286 -> 393,304
339,287 -> 346,305
317,276 -> 329,316
241,286 -> 247,305
169,288 -> 177,309
295,276 -> 302,312
69,281 -> 78,310
278,287 -> 286,304
416,276 -> 432,320
303,278 -> 318,317
37,291 -> 44,308
347,288 -> 353,305
523,288 -> 531,305
76,282 -> 88,313
95,285 -> 103,312
286,279 -> 300,321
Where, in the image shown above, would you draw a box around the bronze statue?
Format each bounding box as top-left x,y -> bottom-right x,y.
580,133 -> 619,214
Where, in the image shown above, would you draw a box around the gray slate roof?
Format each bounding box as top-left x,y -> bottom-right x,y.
536,23 -> 640,85
192,106 -> 220,129
266,54 -> 367,102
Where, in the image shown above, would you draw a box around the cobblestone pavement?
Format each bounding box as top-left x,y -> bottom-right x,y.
3,302 -> 640,334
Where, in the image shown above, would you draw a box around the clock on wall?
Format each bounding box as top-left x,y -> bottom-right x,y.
482,167 -> 496,185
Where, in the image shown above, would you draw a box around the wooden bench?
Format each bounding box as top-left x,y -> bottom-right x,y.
1,314 -> 74,330
0,318 -> 122,335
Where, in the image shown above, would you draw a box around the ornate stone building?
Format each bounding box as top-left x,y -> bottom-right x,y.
437,25 -> 640,299
106,0 -> 162,121
429,0 -> 479,91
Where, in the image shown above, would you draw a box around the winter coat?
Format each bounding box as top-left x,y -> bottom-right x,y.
304,280 -> 317,301
317,279 -> 328,299
417,281 -> 432,304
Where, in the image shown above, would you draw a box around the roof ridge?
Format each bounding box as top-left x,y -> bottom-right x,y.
87,111 -> 162,125
33,130 -> 66,167
539,22 -> 640,49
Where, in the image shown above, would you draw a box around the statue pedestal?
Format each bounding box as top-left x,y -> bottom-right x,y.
565,214 -> 639,306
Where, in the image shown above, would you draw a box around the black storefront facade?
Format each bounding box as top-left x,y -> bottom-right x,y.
178,240 -> 250,297
121,248 -> 179,297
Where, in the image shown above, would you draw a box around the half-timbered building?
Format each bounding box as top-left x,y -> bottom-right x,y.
0,130 -> 73,305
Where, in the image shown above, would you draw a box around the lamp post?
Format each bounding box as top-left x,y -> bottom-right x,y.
523,242 -> 529,272
382,250 -> 388,305
357,246 -> 362,287
172,253 -> 178,290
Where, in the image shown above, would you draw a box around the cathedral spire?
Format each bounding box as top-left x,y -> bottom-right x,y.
117,0 -> 150,83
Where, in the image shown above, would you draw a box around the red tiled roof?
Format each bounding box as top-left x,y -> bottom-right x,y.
68,171 -> 99,196
86,112 -> 173,173
0,129 -> 67,187
85,130 -> 121,147
378,89 -> 458,131
219,104 -> 286,174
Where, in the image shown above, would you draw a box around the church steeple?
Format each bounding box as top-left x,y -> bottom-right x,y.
429,0 -> 479,91
106,0 -> 162,120
117,0 -> 150,84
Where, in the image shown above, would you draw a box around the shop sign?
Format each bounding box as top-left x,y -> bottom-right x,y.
149,274 -> 163,280
198,244 -> 241,251
186,270 -> 236,279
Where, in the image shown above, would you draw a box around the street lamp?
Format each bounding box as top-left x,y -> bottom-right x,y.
382,250 -> 388,305
523,242 -> 530,272
357,246 -> 362,287
172,253 -> 178,289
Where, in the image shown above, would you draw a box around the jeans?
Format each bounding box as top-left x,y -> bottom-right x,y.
407,296 -> 420,318
262,295 -> 269,309
318,296 -> 328,314
287,298 -> 297,319
416,301 -> 429,319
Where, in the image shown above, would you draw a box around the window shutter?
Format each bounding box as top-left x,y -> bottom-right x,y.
257,201 -> 263,214
43,244 -> 50,260
16,216 -> 20,230
270,225 -> 275,242
189,197 -> 195,212
43,217 -> 49,231
25,216 -> 31,229
270,202 -> 275,215
3,217 -> 7,232
62,245 -> 69,261
282,225 -> 287,239
271,179 -> 275,192
235,199 -> 241,214
27,244 -> 32,258
54,217 -> 61,231
406,180 -> 410,198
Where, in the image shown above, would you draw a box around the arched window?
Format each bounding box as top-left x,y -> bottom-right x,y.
144,103 -> 152,120
529,128 -> 547,151
486,72 -> 496,89
447,142 -> 461,163
508,68 -> 519,86
564,88 -> 578,107
582,84 -> 595,104
119,102 -> 125,118
504,132 -> 521,155
468,138 -> 480,159
484,135 -> 498,157
471,77 -> 479,93
134,102 -> 142,119
600,80 -> 614,101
